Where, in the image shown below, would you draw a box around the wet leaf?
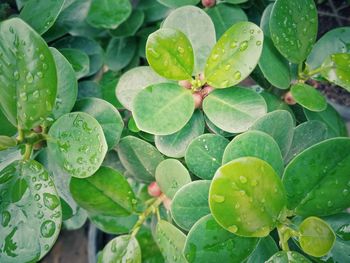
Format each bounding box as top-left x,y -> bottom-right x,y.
265,251 -> 311,262
290,83 -> 327,111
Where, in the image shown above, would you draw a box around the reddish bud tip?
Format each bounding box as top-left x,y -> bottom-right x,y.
178,80 -> 192,89
193,92 -> 203,109
163,197 -> 172,210
200,85 -> 214,98
148,182 -> 162,197
284,91 -> 296,105
32,126 -> 42,133
202,0 -> 216,8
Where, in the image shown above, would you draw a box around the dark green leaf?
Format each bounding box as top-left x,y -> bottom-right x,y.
110,9 -> 145,37
157,0 -> 200,8
0,110 -> 16,136
89,213 -> 138,235
246,236 -> 279,263
291,83 -> 327,111
105,37 -> 137,72
265,251 -> 311,262
59,48 -> 89,79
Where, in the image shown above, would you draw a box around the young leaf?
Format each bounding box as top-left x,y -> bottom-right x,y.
19,0 -> 65,35
110,9 -> 145,37
223,130 -> 284,177
97,235 -> 141,263
205,22 -> 263,88
146,28 -> 194,80
184,215 -> 259,263
73,98 -> 124,150
89,213 -> 138,235
246,236 -> 279,263
320,53 -> 350,92
47,112 -> 108,178
250,110 -> 295,158
0,160 -> 62,262
117,136 -> 164,183
202,87 -> 267,133
270,0 -> 318,63
283,138 -> 350,216
70,166 -> 136,216
132,83 -> 195,135
162,6 -> 216,75
105,37 -> 137,72
265,251 -> 311,263
87,0 -> 132,29
185,133 -> 229,180
155,220 -> 187,263
116,66 -> 168,110
209,157 -> 287,237
171,180 -> 211,231
291,83 -> 327,111
299,216 -> 336,257
0,18 -> 57,130
155,159 -> 191,199
155,110 -> 205,158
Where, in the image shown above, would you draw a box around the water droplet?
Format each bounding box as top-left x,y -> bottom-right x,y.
1,211 -> 11,227
256,40 -> 262,46
227,225 -> 238,233
343,189 -> 349,196
230,41 -> 238,48
19,92 -> 27,101
43,193 -> 59,210
251,180 -> 258,186
36,210 -> 44,219
177,46 -> 184,54
37,71 -> 43,78
212,53 -> 219,60
148,48 -> 160,59
39,54 -> 45,60
239,41 -> 248,51
13,71 -> 20,80
239,176 -> 247,184
26,72 -> 34,83
224,64 -> 231,71
249,29 -> 254,34
235,203 -> 240,209
41,220 -> 56,238
77,157 -> 84,164
221,80 -> 229,87
234,71 -> 241,80
212,194 -> 225,203
239,190 -> 245,196
327,200 -> 333,207
42,63 -> 48,70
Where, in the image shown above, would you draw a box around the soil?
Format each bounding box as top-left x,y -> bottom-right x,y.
318,82 -> 350,106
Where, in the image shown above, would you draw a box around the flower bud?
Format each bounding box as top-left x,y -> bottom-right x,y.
193,92 -> 203,109
202,0 -> 216,8
284,91 -> 296,105
148,182 -> 162,197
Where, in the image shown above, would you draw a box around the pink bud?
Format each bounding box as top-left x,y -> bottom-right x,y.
163,197 -> 172,210
284,91 -> 296,105
202,0 -> 216,8
32,126 -> 42,133
178,80 -> 192,89
148,182 -> 162,197
200,85 -> 214,98
193,92 -> 203,109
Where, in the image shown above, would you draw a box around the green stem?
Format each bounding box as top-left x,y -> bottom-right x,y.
277,225 -> 290,251
17,129 -> 25,143
23,143 -> 33,160
307,66 -> 323,77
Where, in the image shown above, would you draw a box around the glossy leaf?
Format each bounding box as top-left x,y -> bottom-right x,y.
205,22 -> 263,88
155,110 -> 205,158
59,48 -> 89,79
250,110 -> 295,158
105,37 -> 137,72
0,136 -> 16,151
155,220 -> 187,263
87,0 -> 132,29
155,159 -> 191,199
157,0 -> 200,8
207,3 -> 247,39
246,236 -> 279,263
97,235 -> 141,263
284,120 -> 328,164
223,130 -> 284,177
73,97 -> 124,150
146,28 -> 194,80
19,0 -> 65,35
184,215 -> 259,263
47,112 -> 107,178
291,83 -> 327,111
299,216 -> 336,257
203,87 -> 267,133
117,136 -> 164,182
185,133 -> 229,180
171,181 -> 211,231
132,83 -> 195,135
110,9 -> 145,37
321,53 -> 350,92
209,157 -> 287,237
265,251 -> 311,263
0,160 -> 62,262
50,48 -> 78,120
283,138 -> 350,216
89,213 -> 138,235
0,18 -> 57,130
270,0 -> 318,63
116,66 -> 167,110
163,6 -> 216,74
70,166 -> 135,216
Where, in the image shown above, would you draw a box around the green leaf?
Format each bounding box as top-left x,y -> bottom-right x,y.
204,116 -> 235,138
0,18 -> 57,130
117,136 -> 164,183
0,110 -> 16,136
269,0 -> 318,63
155,220 -> 187,263
206,3 -> 248,39
0,136 -> 16,151
157,0 -> 200,8
138,0 -> 171,23
19,0 -> 65,35
87,0 -> 131,29
260,91 -> 295,119
70,166 -> 135,216
59,48 -> 89,79
0,160 -> 62,262
265,251 -> 311,263
185,133 -> 229,180
146,28 -> 194,80
155,110 -> 205,158
116,66 -> 168,110
205,22 -> 263,88
246,236 -> 279,263
73,97 -> 124,150
110,9 -> 145,37
184,215 -> 259,263
155,159 -> 191,199
100,71 -> 123,109
291,83 -> 327,111
299,216 -> 336,257
89,213 -> 138,235
224,0 -> 248,3
50,48 -> 78,120
98,235 -> 141,263
282,138 -> 350,216
203,87 -> 267,133
209,157 -> 287,237
63,206 -> 88,231
47,112 -> 108,178
171,180 -> 211,231
163,6 -> 216,74
303,104 -> 347,138
133,83 -> 195,135
105,37 -> 137,72
223,130 -> 284,177
284,120 -> 328,164
250,110 -> 295,158
307,27 -> 350,70
321,53 -> 350,92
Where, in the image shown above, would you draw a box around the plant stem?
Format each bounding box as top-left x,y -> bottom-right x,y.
17,128 -> 25,143
23,143 -> 33,160
131,194 -> 166,237
307,66 -> 323,77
